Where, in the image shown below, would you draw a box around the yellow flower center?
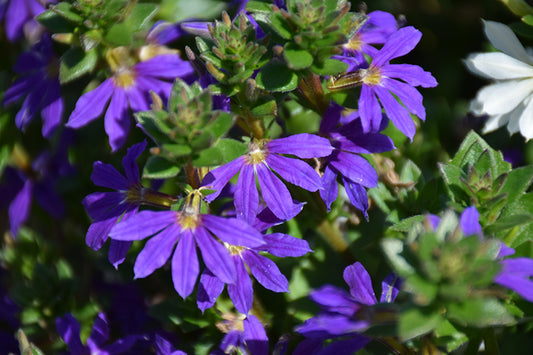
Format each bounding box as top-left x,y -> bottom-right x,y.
345,34 -> 363,52
226,244 -> 246,256
361,66 -> 383,86
113,69 -> 136,88
178,190 -> 203,230
245,139 -> 268,165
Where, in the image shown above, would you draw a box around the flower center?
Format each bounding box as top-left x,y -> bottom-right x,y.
178,190 -> 203,230
226,244 -> 246,256
113,68 -> 136,88
245,139 -> 268,165
361,66 -> 383,86
345,34 -> 363,52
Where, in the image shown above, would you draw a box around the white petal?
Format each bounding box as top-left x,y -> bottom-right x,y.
483,20 -> 533,64
473,78 -> 533,115
518,96 -> 533,140
465,52 -> 533,79
481,114 -> 509,133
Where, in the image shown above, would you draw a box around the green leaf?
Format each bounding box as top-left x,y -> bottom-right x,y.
161,144 -> 192,158
283,44 -> 314,69
250,96 -> 277,117
193,138 -> 247,166
246,0 -> 273,13
390,215 -> 425,232
143,156 -> 180,179
268,11 -> 293,39
59,48 -> 98,84
381,238 -> 415,277
256,62 -> 298,92
123,3 -> 158,31
205,112 -> 235,138
105,23 -> 133,46
36,10 -> 76,33
399,307 -> 443,341
311,58 -> 348,75
447,298 -> 514,327
50,2 -> 83,23
522,14 -> 533,27
500,166 -> 533,203
135,111 -> 171,144
485,213 -> 533,234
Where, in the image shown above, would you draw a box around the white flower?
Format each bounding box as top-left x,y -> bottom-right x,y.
466,20 -> 533,140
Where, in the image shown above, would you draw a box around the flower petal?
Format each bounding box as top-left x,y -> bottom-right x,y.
381,63 -> 437,88
374,84 -> 416,140
109,210 -> 176,241
518,95 -> 533,140
195,226 -> 236,284
55,314 -> 87,355
309,285 -> 359,315
380,273 -> 402,303
202,157 -> 245,202
267,154 -> 323,191
320,165 -> 338,212
373,26 -> 421,67
343,262 -> 377,305
227,257 -> 254,314
104,88 -> 131,152
483,20 -> 533,65
465,52 -> 533,80
197,269 -> 225,313
202,214 -> 265,247
256,163 -> 299,221
259,233 -> 312,257
108,240 -> 132,269
471,79 -> 533,116
359,84 -> 382,132
235,163 -> 259,225
266,134 -> 334,158
67,79 -> 113,129
133,223 -> 180,279
243,315 -> 269,355
343,179 -> 369,218
122,140 -> 147,183
90,161 -> 129,191
172,229 -> 199,298
330,151 -> 377,187
460,206 -> 482,237
9,180 -> 33,238
88,313 -> 109,348
242,250 -> 289,292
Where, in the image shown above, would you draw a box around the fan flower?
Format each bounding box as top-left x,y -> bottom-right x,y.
66,50 -> 194,151
465,20 -> 533,140
82,140 -> 175,268
197,232 -> 311,314
342,10 -> 399,64
0,0 -> 54,42
335,26 -> 437,139
319,103 -> 395,216
108,190 -> 265,299
295,262 -> 401,354
2,35 -> 63,138
56,313 -> 139,355
202,134 -> 334,224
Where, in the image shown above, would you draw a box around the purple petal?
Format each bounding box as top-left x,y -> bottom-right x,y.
122,140 -> 147,183
309,285 -> 359,316
243,315 -> 269,355
297,314 -> 369,338
381,63 -> 438,88
318,335 -> 371,355
88,313 -> 109,348
267,154 -> 322,191
5,0 -> 33,42
202,214 -> 265,248
235,164 -> 259,225
253,204 -> 303,231
256,163 -> 299,221
202,157 -> 245,202
460,206 -> 482,237
56,314 -> 87,355
259,233 -> 312,257
335,132 -> 394,154
135,55 -> 194,79
498,242 -> 515,259
320,166 -> 338,211
374,85 -> 416,140
329,152 -> 378,187
14,82 -> 43,131
110,210 -> 176,241
197,269 -> 225,313
320,103 -> 343,134
227,257 -> 254,314
266,134 -> 334,158
380,273 -> 402,303
195,226 -> 236,284
9,180 -> 33,237
495,258 -> 533,302
293,339 -> 323,355
82,191 -> 126,220
86,215 -> 120,250
104,88 -> 131,152
343,179 -> 369,218
125,85 -> 150,113
108,240 -> 132,269
343,262 -> 377,305
242,250 -> 289,292
372,26 -> 421,67
133,223 -> 180,279
383,78 -> 426,119
2,74 -> 40,106
172,230 -> 199,298
100,335 -> 139,354
358,85 -> 381,132
41,80 -> 63,138
67,79 -> 114,129
91,161 -> 129,191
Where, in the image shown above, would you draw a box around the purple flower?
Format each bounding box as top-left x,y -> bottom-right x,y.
319,103 -> 394,216
56,313 -> 139,355
153,333 -> 186,355
339,26 -> 437,139
0,0 -> 54,42
342,10 -> 398,64
66,54 -> 194,151
108,190 -> 265,299
0,134 -> 72,238
295,262 -> 400,354
202,134 -> 334,224
2,35 -> 63,138
82,140 -> 173,268
213,314 -> 269,355
197,232 -> 311,314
